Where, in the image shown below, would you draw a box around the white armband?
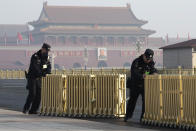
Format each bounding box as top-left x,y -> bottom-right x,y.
43,64 -> 47,69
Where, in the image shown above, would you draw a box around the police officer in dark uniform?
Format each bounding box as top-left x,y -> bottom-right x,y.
124,49 -> 157,122
23,43 -> 51,114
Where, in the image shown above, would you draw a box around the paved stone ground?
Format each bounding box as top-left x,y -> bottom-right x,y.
0,109 -> 179,131
0,79 -> 179,131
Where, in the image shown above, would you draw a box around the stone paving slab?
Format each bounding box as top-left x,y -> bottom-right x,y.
0,109 -> 179,131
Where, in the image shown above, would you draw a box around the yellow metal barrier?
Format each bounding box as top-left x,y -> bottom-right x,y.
92,74 -> 126,117
40,74 -> 126,118
143,75 -> 161,124
51,68 -> 196,76
1,68 -> 196,79
158,67 -> 196,75
0,70 -> 25,79
66,74 -> 93,117
51,68 -> 130,76
143,75 -> 196,130
181,76 -> 196,129
41,74 -> 67,116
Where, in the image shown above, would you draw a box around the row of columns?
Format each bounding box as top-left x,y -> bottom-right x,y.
44,35 -> 148,47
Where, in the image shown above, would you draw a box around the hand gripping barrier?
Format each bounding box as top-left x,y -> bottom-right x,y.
40,74 -> 126,118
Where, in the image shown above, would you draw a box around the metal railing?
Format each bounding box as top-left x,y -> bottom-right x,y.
0,70 -> 25,79
51,68 -> 130,75
158,67 -> 196,75
143,75 -> 196,130
0,67 -> 196,79
40,74 -> 126,118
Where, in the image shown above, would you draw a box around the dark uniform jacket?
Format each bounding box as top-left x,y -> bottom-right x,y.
28,50 -> 51,79
130,55 -> 157,89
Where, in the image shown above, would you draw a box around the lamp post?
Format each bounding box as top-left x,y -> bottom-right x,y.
136,39 -> 142,56
83,47 -> 89,70
50,53 -> 57,70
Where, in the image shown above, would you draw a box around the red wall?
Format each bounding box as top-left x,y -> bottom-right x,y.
0,48 -> 163,69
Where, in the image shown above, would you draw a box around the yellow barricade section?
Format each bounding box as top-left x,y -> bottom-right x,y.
52,68 -> 130,76
143,75 -> 161,123
161,75 -> 182,126
1,68 -> 196,79
41,74 -> 67,116
144,75 -> 196,130
92,74 -> 126,117
0,70 -> 25,79
40,74 -> 126,118
181,76 -> 196,128
66,74 -> 93,117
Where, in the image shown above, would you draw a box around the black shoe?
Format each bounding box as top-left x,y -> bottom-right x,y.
140,118 -> 144,124
124,116 -> 128,122
22,109 -> 28,114
29,111 -> 38,115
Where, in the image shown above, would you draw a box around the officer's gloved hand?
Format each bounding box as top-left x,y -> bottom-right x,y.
143,74 -> 146,79
42,72 -> 47,77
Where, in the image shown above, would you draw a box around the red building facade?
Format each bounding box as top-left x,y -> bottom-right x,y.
0,3 -> 164,69
29,2 -> 155,46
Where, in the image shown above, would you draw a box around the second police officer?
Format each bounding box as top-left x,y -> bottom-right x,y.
124,49 -> 157,122
23,43 -> 51,114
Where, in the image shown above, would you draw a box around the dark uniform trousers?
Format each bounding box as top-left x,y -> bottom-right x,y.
23,78 -> 41,113
126,84 -> 145,121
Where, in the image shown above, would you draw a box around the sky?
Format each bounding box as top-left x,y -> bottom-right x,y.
0,0 -> 195,38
